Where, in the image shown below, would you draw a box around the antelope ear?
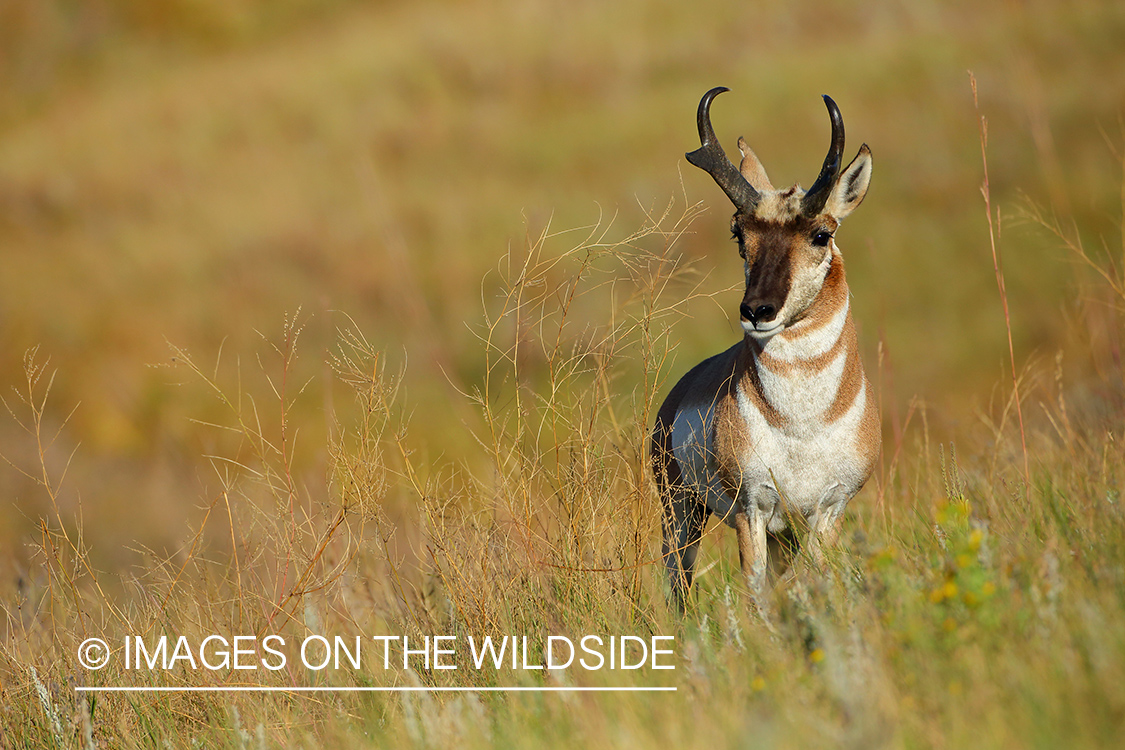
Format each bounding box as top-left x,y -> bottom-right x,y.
737,137 -> 775,192
825,144 -> 872,220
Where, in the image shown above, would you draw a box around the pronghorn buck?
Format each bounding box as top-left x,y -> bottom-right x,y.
652,87 -> 879,610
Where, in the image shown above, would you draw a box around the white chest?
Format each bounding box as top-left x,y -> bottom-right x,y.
735,374 -> 869,520
669,350 -> 870,531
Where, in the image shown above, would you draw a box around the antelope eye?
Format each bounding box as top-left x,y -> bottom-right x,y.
731,230 -> 747,258
812,231 -> 832,247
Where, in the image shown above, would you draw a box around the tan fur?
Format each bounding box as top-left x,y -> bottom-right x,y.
655,93 -> 879,611
737,137 -> 775,192
855,377 -> 882,467
755,327 -> 846,376
824,327 -> 863,423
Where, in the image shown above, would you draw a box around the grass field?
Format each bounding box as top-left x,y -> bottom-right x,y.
2,0 -> 1124,747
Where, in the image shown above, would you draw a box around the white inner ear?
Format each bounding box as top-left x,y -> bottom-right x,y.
825,145 -> 872,220
737,137 -> 775,193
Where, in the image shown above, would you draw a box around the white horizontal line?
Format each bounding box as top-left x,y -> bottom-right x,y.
75,686 -> 676,693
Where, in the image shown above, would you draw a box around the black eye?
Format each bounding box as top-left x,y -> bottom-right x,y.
812,231 -> 832,247
731,230 -> 747,258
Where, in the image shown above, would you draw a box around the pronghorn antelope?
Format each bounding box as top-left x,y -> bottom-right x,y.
652,87 -> 880,610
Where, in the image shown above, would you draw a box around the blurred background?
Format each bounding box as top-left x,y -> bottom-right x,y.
0,0 -> 1122,574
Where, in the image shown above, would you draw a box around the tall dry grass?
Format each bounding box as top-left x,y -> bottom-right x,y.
0,199 -> 705,745
2,165 -> 1125,745
2,0 -> 1125,747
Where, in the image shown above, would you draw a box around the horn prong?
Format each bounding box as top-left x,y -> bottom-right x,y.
686,87 -> 760,212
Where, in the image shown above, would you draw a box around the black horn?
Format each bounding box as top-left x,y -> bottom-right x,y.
800,94 -> 846,217
686,87 -> 760,212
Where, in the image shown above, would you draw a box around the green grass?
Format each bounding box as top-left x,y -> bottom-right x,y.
2,0 -> 1125,747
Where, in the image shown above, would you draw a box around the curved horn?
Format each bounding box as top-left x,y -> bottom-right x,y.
800,94 -> 846,217
686,87 -> 760,211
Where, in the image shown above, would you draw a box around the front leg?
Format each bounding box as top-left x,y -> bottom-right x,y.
804,485 -> 850,570
662,488 -> 711,613
733,504 -> 769,601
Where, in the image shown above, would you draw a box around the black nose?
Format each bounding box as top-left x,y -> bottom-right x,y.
740,302 -> 777,324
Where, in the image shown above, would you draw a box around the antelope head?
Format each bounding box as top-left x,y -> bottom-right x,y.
687,87 -> 872,342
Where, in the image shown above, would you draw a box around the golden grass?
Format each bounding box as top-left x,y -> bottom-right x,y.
2,0 -> 1125,747
2,193 -> 1123,747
